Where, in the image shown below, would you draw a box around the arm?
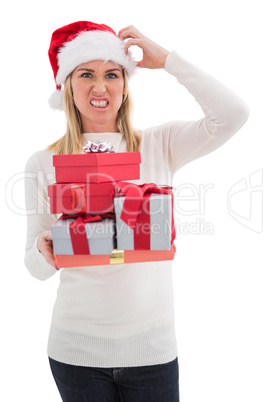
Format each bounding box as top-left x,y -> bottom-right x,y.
119,26 -> 249,172
24,151 -> 58,280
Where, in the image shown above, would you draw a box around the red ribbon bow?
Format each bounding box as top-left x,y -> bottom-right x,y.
60,213 -> 114,254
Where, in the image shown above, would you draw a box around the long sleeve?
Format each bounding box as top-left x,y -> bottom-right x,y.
24,150 -> 58,281
140,51 -> 249,179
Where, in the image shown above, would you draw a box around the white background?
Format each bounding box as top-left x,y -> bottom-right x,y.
1,0 -> 267,401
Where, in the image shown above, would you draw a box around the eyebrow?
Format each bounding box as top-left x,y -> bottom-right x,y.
76,68 -> 122,73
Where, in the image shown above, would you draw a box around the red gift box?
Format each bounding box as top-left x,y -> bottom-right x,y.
53,152 -> 141,183
54,243 -> 176,268
48,182 -> 116,214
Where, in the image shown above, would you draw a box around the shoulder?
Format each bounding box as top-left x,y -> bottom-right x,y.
25,148 -> 54,173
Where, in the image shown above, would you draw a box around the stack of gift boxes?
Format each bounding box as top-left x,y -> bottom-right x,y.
48,140 -> 176,268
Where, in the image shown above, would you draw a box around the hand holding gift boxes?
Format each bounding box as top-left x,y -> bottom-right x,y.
48,140 -> 176,268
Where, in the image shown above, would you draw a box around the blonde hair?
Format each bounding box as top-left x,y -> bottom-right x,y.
48,69 -> 141,154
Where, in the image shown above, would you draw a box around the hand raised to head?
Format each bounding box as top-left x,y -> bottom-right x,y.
118,26 -> 170,69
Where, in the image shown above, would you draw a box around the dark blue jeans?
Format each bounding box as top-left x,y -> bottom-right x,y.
49,357 -> 179,402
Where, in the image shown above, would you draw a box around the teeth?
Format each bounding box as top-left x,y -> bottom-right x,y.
90,100 -> 108,108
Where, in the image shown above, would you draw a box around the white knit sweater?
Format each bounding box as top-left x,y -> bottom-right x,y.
24,51 -> 249,367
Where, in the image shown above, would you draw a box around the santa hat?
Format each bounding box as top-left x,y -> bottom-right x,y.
48,21 -> 137,110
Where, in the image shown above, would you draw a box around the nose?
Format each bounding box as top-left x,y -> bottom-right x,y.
92,78 -> 107,96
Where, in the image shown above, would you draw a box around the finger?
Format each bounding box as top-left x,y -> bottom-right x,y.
118,26 -> 142,41
43,241 -> 53,252
124,38 -> 144,54
42,239 -> 54,255
43,246 -> 57,268
119,30 -> 137,41
118,25 -> 136,36
46,253 -> 57,268
118,25 -> 133,38
43,230 -> 52,241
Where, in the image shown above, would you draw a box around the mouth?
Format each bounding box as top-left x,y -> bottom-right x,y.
90,99 -> 109,108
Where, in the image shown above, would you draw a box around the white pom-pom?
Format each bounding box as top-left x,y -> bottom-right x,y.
48,89 -> 64,110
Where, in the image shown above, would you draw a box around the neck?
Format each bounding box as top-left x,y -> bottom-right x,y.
82,118 -> 118,133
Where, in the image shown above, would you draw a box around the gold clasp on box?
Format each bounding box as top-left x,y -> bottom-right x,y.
110,249 -> 125,264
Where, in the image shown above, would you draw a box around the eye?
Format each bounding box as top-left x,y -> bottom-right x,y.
106,73 -> 117,79
81,73 -> 93,78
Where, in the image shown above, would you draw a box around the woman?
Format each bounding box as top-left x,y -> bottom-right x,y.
24,21 -> 249,402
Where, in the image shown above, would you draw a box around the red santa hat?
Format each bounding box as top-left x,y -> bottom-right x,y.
48,21 -> 137,110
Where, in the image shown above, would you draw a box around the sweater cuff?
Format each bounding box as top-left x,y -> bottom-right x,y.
25,236 -> 58,281
164,50 -> 211,95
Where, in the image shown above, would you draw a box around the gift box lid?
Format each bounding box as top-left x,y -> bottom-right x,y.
48,182 -> 116,198
51,218 -> 115,240
53,152 -> 141,167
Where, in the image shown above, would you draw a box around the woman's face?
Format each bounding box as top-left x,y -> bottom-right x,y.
71,60 -> 125,133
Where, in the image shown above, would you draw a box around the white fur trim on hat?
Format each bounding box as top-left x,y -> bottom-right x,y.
56,30 -> 136,85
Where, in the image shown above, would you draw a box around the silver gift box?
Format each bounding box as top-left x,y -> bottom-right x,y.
51,217 -> 115,255
114,193 -> 172,250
